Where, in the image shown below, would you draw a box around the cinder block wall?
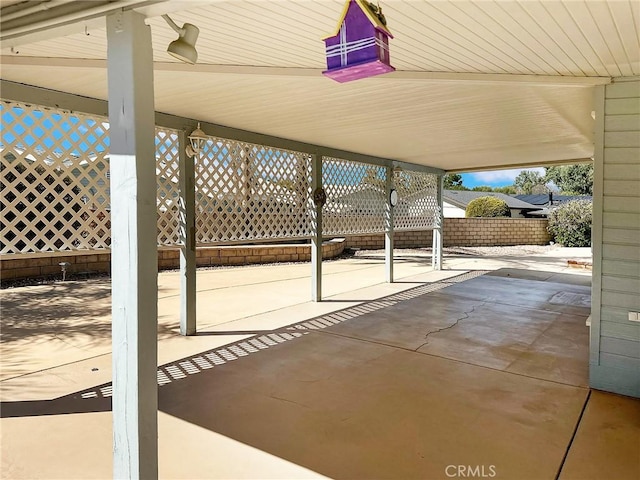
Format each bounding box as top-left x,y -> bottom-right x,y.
1,220 -> 551,283
344,231 -> 434,249
443,218 -> 551,247
0,239 -> 345,283
0,251 -> 112,283
344,218 -> 551,249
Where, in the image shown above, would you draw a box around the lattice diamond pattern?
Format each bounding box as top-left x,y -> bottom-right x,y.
393,170 -> 439,231
195,138 -> 312,243
155,128 -> 181,246
1,99 -> 440,256
322,158 -> 386,235
1,102 -> 111,253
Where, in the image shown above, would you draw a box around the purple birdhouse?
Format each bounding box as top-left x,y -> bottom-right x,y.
323,0 -> 394,83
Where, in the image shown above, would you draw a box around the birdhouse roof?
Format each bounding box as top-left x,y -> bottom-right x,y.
324,0 -> 393,40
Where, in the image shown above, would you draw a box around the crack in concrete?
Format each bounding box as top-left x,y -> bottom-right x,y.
268,394 -> 311,409
415,301 -> 485,351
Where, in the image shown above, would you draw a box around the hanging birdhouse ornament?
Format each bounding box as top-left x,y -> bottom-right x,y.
323,0 -> 394,83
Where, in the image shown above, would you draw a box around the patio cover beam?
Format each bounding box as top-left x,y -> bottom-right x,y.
0,1 -> 169,46
445,158 -> 594,174
0,56 -> 612,87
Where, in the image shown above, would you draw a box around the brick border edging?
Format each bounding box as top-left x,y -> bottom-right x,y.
0,238 -> 345,283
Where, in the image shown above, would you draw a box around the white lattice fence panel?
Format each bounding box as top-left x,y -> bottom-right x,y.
155,129 -> 181,246
1,101 -> 111,253
322,158 -> 386,235
393,170 -> 439,231
195,138 -> 312,243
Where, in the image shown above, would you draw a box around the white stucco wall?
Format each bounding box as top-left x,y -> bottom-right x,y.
443,201 -> 465,218
443,201 -> 529,218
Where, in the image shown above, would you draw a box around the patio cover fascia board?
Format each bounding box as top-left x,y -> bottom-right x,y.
0,0 -> 171,45
0,56 -> 612,88
0,79 -> 443,175
445,157 -> 594,174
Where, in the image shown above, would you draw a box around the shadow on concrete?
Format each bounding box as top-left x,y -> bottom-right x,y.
1,274 -> 475,419
1,281 -> 112,344
151,268 -> 592,479
0,268 -> 602,479
195,328 -> 309,336
354,254 -> 433,265
0,396 -> 111,418
321,298 -> 386,302
487,268 -> 591,286
1,279 -> 177,345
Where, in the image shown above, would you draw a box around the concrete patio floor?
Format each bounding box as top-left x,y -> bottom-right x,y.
1,248 -> 639,479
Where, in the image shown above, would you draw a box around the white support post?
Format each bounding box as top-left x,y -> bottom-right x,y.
179,130 -> 196,335
385,166 -> 394,283
311,154 -> 323,302
432,174 -> 444,270
107,10 -> 158,480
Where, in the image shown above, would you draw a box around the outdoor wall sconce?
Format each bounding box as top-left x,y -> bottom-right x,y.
186,122 -> 207,157
389,188 -> 398,207
322,0 -> 394,83
162,14 -> 199,65
313,187 -> 327,207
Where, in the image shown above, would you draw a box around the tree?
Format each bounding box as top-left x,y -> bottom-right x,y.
443,173 -> 467,190
361,167 -> 385,191
471,186 -> 493,192
531,183 -> 550,194
547,199 -> 592,247
545,164 -> 593,195
514,170 -> 546,194
274,178 -> 297,191
494,185 -> 517,194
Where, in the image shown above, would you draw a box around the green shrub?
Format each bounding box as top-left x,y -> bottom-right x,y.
547,199 -> 592,247
465,196 -> 511,218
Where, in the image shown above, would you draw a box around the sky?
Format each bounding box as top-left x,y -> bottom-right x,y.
460,167 -> 546,189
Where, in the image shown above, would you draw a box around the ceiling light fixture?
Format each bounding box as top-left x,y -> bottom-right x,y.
162,14 -> 199,65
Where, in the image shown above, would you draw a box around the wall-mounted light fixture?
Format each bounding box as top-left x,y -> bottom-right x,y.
186,122 -> 207,157
162,14 -> 199,64
389,188 -> 398,207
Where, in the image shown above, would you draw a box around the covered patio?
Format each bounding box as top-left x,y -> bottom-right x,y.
1,1 -> 639,478
3,248 -> 638,479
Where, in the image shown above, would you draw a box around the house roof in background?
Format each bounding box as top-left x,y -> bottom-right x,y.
444,190 -> 540,210
515,194 -> 593,205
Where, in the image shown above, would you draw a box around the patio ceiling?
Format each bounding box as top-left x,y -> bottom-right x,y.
1,0 -> 638,172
